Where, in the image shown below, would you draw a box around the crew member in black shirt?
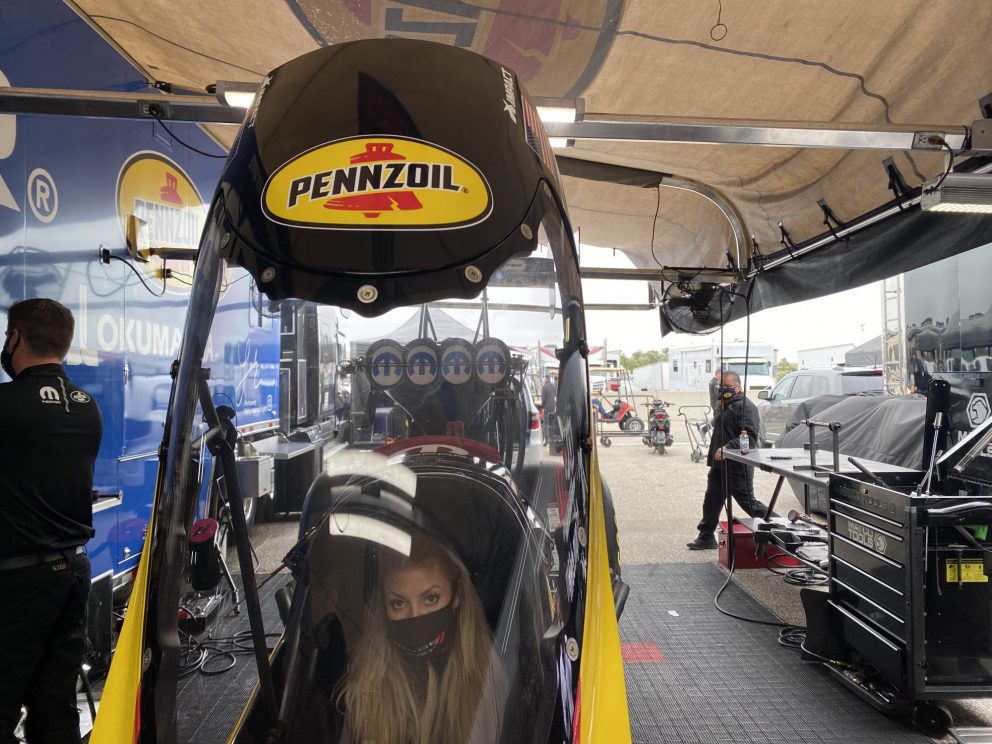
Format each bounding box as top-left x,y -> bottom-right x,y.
687,370 -> 771,550
707,365 -> 724,414
0,298 -> 103,744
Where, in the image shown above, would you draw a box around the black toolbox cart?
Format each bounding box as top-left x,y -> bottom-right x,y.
821,466 -> 992,737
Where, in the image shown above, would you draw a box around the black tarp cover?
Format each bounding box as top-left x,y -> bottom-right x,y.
739,200 -> 992,317
845,336 -> 883,368
776,393 -> 926,512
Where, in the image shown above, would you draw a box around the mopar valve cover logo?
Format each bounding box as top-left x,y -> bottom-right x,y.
367,341 -> 406,388
405,341 -> 439,387
474,339 -> 509,385
262,136 -> 492,230
441,341 -> 474,385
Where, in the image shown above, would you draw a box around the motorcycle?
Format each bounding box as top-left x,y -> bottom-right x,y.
642,400 -> 675,454
593,393 -> 645,432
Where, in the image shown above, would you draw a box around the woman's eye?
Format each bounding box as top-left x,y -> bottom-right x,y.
424,592 -> 439,605
389,598 -> 406,610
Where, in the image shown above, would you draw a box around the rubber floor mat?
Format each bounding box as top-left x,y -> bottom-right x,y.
176,573 -> 290,743
619,563 -> 932,744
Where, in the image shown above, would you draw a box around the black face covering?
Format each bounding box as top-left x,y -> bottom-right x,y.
719,386 -> 738,405
1,333 -> 19,379
387,605 -> 455,658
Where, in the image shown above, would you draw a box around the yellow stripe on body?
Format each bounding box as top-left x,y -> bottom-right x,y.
579,435 -> 632,743
90,502 -> 157,742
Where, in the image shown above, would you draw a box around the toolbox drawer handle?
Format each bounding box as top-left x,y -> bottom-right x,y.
921,502 -> 992,525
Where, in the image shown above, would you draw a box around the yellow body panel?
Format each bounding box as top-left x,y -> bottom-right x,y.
89,515 -> 155,743
579,439 -> 632,743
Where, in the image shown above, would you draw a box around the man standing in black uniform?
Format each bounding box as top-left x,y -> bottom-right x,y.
0,299 -> 102,744
687,370 -> 770,550
708,365 -> 724,414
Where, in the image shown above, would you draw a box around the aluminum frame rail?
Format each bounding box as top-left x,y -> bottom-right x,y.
545,115 -> 971,152
0,87 -> 978,152
0,87 -> 246,124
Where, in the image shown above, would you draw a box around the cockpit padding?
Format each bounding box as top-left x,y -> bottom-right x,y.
284,451 -> 556,744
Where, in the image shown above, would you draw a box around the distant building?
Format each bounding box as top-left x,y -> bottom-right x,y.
798,343 -> 855,369
630,361 -> 670,390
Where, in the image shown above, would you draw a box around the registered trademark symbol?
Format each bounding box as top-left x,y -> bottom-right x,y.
27,168 -> 58,223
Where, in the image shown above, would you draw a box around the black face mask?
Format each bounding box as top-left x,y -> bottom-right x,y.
387,604 -> 455,658
1,334 -> 19,379
719,386 -> 738,403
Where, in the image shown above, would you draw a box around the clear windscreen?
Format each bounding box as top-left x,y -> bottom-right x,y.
167,209 -> 589,743
276,452 -> 560,744
337,248 -> 564,483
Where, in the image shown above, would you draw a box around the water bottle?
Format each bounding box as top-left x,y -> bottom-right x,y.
739,429 -> 750,455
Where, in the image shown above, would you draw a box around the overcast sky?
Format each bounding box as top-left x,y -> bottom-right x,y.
580,244 -> 882,365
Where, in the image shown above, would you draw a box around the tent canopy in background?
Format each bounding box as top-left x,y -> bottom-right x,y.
66,1 -> 992,310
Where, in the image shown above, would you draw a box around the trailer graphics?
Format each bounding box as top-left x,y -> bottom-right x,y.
0,0 -> 291,674
116,151 -> 205,252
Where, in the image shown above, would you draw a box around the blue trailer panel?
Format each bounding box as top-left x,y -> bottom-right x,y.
0,0 -> 281,583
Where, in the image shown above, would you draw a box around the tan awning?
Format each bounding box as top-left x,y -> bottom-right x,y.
70,0 -> 992,274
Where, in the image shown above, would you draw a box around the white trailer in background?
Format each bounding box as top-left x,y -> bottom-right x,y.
798,343 -> 855,369
630,361 -> 670,390
667,342 -> 777,392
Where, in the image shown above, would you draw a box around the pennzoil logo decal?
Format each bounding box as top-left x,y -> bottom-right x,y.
116,152 -> 208,296
116,152 -> 205,250
262,136 -> 492,230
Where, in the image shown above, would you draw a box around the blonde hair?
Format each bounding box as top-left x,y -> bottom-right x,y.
339,533 -> 497,744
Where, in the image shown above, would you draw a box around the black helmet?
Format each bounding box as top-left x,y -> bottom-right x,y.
213,38 -> 567,315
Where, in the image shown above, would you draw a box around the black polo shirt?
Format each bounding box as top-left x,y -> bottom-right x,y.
0,363 -> 103,558
707,392 -> 760,467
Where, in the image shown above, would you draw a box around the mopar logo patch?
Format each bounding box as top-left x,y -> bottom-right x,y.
366,341 -> 406,389
39,386 -> 60,403
440,341 -> 474,385
262,136 -> 492,230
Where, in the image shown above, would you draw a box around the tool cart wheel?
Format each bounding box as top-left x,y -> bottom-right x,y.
911,702 -> 952,737
600,435 -> 611,447
691,449 -> 703,463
